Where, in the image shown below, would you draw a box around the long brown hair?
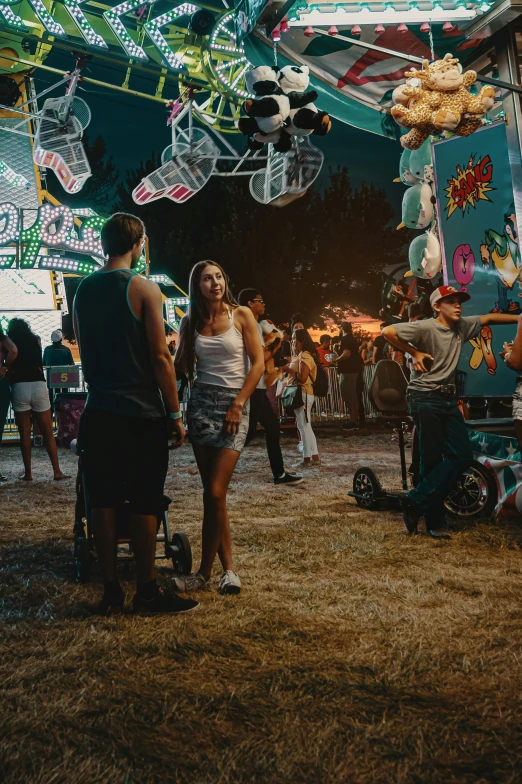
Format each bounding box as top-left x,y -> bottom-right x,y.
175,260 -> 237,381
293,328 -> 318,363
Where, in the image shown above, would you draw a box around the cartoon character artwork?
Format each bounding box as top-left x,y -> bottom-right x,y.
452,244 -> 476,291
469,325 -> 497,375
480,204 -> 521,313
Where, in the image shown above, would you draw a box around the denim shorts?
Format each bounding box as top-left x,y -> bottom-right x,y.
187,382 -> 249,452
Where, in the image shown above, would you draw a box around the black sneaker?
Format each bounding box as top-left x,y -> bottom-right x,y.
274,472 -> 304,486
400,495 -> 420,535
98,588 -> 126,616
133,587 -> 199,615
428,529 -> 452,540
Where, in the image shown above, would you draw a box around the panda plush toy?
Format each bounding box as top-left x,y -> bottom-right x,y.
238,65 -> 326,152
237,65 -> 292,152
277,65 -> 331,139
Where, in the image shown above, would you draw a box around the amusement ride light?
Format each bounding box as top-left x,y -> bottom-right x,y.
374,22 -> 385,31
329,23 -> 339,33
397,21 -> 408,30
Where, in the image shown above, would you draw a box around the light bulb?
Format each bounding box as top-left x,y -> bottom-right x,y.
397,22 -> 408,31
329,24 -> 339,34
374,23 -> 385,32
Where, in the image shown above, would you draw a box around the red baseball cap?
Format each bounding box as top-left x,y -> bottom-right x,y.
429,285 -> 470,307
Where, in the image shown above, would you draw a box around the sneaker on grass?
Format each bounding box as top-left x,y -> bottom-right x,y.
218,570 -> 241,595
274,472 -> 303,486
133,587 -> 199,614
173,571 -> 208,593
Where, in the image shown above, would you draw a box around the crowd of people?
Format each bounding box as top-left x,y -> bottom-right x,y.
4,211 -> 522,614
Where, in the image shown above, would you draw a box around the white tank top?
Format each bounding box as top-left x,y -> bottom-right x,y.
194,307 -> 248,389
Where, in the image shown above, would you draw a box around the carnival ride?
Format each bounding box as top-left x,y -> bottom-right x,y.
3,0 -> 522,520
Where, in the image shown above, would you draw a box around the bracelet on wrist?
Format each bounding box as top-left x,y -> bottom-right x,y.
169,411 -> 182,420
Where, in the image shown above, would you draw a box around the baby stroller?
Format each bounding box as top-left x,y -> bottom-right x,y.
71,440 -> 193,583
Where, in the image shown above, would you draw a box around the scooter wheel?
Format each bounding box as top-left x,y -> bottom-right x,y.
171,532 -> 192,575
353,467 -> 383,510
445,460 -> 497,519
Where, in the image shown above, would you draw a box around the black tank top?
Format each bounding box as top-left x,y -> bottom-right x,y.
74,269 -> 165,418
10,335 -> 45,384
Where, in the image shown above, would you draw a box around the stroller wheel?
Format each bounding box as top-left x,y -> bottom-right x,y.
352,467 -> 383,510
171,532 -> 192,575
74,536 -> 92,583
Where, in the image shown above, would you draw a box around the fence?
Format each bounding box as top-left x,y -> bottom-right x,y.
2,363 -> 379,442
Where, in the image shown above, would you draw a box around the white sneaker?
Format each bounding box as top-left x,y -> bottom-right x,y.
218,570 -> 241,595
173,572 -> 207,593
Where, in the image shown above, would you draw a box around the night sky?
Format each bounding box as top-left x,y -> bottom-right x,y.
35,49 -> 404,224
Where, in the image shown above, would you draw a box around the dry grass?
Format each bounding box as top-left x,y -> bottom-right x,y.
1,428 -> 522,784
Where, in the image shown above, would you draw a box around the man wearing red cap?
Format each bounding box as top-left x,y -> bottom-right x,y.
383,286 -> 518,539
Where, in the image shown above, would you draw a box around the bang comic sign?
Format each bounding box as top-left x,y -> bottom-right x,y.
433,122 -> 521,397
445,153 -> 495,218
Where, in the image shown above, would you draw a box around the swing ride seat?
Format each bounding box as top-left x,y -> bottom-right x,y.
132,128 -> 219,205
249,138 -> 324,207
34,97 -> 91,194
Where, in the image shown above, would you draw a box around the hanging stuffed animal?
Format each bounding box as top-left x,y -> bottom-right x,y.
398,181 -> 434,230
237,65 -> 292,152
408,137 -> 434,182
277,65 -> 332,140
390,54 -> 495,150
394,148 -> 418,185
407,229 -> 442,279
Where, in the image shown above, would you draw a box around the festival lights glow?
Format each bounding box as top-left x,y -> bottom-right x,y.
0,202 -> 105,269
144,4 -> 198,70
0,161 -> 29,188
103,0 -> 157,61
63,0 -> 109,48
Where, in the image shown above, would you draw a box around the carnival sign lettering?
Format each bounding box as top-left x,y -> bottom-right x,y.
0,201 -> 105,267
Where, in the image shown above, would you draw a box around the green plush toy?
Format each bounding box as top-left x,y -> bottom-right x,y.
398,181 -> 434,230
408,138 -> 434,182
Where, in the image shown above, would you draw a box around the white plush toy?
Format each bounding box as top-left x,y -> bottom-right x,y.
238,65 -> 292,152
277,65 -> 331,139
407,229 -> 442,279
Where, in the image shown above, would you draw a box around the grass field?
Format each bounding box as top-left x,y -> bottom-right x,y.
1,429 -> 522,784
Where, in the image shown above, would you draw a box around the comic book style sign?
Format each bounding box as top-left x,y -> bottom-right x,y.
432,122 -> 521,398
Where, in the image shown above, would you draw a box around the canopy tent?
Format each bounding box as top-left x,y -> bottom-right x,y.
246,23 -> 486,140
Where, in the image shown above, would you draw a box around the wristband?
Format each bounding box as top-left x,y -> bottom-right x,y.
169,411 -> 182,420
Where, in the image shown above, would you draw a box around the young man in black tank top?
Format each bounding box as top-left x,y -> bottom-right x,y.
74,213 -> 198,615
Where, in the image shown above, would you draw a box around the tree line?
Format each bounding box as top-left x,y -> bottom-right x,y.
56,135 -> 409,328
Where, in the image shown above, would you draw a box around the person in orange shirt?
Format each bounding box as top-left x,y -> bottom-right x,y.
316,334 -> 334,366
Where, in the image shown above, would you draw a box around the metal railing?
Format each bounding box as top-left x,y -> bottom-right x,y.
2,363 -> 379,442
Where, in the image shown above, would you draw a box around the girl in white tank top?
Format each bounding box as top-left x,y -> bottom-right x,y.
194,307 -> 248,388
175,261 -> 264,597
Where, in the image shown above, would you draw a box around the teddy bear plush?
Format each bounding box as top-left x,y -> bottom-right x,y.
263,330 -> 283,388
277,64 -> 331,139
391,54 -> 495,150
237,65 -> 292,152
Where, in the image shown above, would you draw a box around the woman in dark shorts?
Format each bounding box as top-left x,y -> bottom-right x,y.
175,261 -> 263,595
